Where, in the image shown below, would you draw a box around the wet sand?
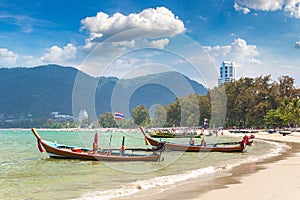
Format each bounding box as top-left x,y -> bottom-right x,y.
126,131 -> 300,200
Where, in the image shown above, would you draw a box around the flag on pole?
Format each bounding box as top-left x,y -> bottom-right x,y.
114,112 -> 124,120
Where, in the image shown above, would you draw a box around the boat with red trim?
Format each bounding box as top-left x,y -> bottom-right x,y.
31,128 -> 162,161
140,127 -> 254,153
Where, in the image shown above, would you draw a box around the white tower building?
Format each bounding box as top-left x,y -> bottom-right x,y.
218,61 -> 236,86
78,110 -> 88,123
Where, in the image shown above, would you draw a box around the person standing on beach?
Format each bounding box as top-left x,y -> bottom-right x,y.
189,138 -> 195,146
201,138 -> 206,147
204,118 -> 209,129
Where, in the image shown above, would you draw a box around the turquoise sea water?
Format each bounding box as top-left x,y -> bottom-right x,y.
0,129 -> 288,200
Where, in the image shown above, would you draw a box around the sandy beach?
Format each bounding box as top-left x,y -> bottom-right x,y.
127,131 -> 300,200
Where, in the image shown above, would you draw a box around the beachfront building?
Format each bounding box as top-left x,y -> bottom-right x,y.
78,109 -> 88,123
218,61 -> 236,86
51,112 -> 74,122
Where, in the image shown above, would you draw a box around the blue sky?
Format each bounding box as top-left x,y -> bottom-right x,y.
1,0 -> 300,87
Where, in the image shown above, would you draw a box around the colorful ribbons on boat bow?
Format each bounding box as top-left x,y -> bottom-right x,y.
239,135 -> 255,146
37,138 -> 44,153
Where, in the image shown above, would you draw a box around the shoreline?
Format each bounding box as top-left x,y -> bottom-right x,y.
0,127 -> 140,132
124,132 -> 300,200
197,141 -> 300,200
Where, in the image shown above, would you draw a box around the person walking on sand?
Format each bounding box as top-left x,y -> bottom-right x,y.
189,138 -> 195,146
201,138 -> 206,147
200,134 -> 206,147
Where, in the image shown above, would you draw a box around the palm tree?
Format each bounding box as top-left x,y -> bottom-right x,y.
289,98 -> 300,127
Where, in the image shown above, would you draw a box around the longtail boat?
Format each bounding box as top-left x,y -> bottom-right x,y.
140,127 -> 254,153
279,130 -> 292,136
149,129 -> 175,138
31,128 -> 161,161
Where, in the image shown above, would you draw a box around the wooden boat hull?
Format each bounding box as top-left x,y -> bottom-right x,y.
149,133 -> 175,138
145,136 -> 245,152
279,131 -> 291,136
32,128 -> 160,162
149,130 -> 175,138
42,140 -> 160,161
140,128 -> 251,153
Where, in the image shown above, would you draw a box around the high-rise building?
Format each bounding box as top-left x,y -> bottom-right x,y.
218,61 -> 236,86
78,110 -> 88,123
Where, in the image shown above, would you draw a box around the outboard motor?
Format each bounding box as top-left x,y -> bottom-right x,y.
152,141 -> 166,152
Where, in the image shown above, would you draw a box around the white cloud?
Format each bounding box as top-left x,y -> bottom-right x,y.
234,0 -> 300,18
141,38 -> 169,49
41,43 -> 77,63
8,44 -> 78,68
204,38 -> 260,68
285,0 -> 300,18
77,7 -> 186,77
102,58 -> 140,77
235,0 -> 284,11
198,15 -> 208,21
0,48 -> 18,67
234,3 -> 251,14
0,14 -> 55,33
80,7 -> 185,50
22,56 -> 43,67
295,40 -> 300,49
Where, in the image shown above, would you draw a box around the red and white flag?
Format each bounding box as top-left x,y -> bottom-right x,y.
114,112 -> 124,120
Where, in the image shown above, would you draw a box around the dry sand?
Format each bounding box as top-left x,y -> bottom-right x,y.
197,131 -> 300,200
127,131 -> 300,200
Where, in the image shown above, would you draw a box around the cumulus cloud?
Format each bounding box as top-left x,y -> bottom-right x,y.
234,0 -> 300,18
234,3 -> 251,14
235,0 -> 284,11
80,7 -> 185,50
141,38 -> 169,49
204,38 -> 260,67
0,48 -> 18,67
285,0 -> 300,18
41,43 -> 77,63
295,41 -> 300,49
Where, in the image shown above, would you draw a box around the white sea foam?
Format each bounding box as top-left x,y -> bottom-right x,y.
223,140 -> 290,170
74,140 -> 289,200
75,166 -> 217,200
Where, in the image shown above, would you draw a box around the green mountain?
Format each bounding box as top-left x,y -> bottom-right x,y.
0,65 -> 206,122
